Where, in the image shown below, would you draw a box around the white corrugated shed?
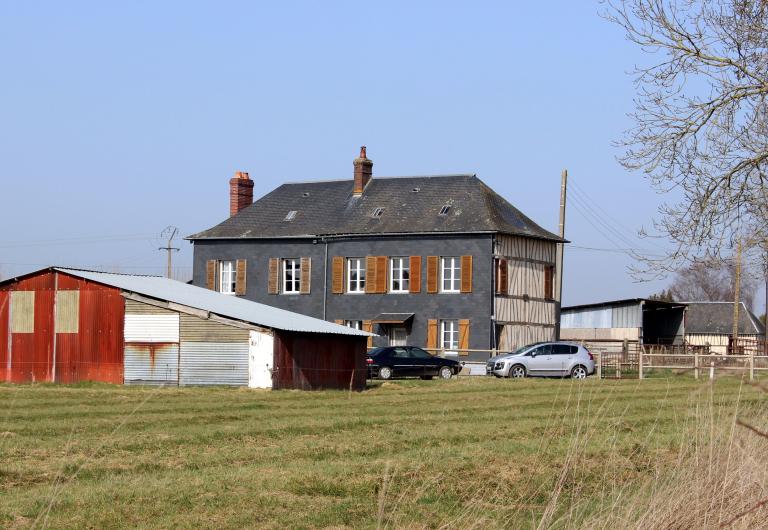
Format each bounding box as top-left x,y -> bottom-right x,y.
54,268 -> 372,337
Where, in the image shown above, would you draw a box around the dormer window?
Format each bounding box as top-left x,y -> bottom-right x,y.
372,207 -> 384,218
284,210 -> 297,222
439,205 -> 451,216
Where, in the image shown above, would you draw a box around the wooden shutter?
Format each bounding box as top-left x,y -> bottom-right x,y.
300,257 -> 311,294
409,256 -> 421,293
365,256 -> 377,294
496,258 -> 508,295
426,319 -> 438,350
235,259 -> 247,295
426,256 -> 438,294
268,258 -> 279,294
458,319 -> 470,355
460,255 -> 473,293
331,256 -> 344,294
375,256 -> 387,293
206,260 -> 216,290
363,320 -> 373,348
544,265 -> 554,300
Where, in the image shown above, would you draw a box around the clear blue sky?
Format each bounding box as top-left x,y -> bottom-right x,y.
1,1 -> 742,307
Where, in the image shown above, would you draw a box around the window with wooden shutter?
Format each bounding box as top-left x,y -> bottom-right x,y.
235,259 -> 247,295
55,291 -> 79,333
11,291 -> 35,333
334,319 -> 344,325
268,258 -> 279,294
365,256 -> 377,294
460,255 -> 473,293
300,257 -> 311,294
362,320 -> 373,348
331,256 -> 344,294
458,319 -> 470,355
375,256 -> 387,293
206,260 -> 216,290
409,256 -> 421,293
426,319 -> 438,350
495,258 -> 508,295
544,265 -> 554,301
426,256 -> 438,294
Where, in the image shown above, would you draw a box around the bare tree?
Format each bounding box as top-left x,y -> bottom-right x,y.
668,259 -> 758,310
604,1 -> 768,276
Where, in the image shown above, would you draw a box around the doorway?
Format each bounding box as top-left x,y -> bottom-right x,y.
388,326 -> 408,346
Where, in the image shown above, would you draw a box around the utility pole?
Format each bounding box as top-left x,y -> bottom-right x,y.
732,239 -> 742,354
555,169 -> 568,340
158,226 -> 179,279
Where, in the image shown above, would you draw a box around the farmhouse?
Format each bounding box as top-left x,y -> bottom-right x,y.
560,298 -> 687,347
684,301 -> 765,354
187,147 -> 565,360
0,267 -> 371,389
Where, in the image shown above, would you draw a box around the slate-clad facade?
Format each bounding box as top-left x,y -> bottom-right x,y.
188,148 -> 564,361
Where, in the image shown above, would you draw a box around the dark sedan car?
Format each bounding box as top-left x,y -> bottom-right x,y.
367,346 -> 461,380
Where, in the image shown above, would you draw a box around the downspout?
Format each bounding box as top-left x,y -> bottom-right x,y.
323,237 -> 329,320
491,234 -> 496,353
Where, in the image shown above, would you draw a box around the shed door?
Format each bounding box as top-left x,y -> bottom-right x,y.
248,330 -> 274,389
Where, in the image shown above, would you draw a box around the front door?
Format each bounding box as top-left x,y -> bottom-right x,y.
389,326 -> 407,346
248,330 -> 274,388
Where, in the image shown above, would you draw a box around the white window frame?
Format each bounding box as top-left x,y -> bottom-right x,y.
440,320 -> 459,350
344,320 -> 362,330
346,258 -> 366,294
219,260 -> 236,294
282,258 -> 301,294
389,257 -> 410,293
440,256 -> 461,293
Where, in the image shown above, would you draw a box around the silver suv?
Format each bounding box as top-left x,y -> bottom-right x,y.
486,342 -> 595,379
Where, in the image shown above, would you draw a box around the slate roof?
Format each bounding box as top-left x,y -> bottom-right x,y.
187,174 -> 563,241
684,302 -> 765,335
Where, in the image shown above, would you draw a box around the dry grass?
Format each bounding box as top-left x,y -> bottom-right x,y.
0,376 -> 766,528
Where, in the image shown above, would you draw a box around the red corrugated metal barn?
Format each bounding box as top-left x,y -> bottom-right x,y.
0,267 -> 370,389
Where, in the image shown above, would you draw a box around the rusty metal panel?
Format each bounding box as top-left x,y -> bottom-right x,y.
124,343 -> 179,385
124,298 -> 175,315
0,292 -> 8,381
273,331 -> 367,390
55,290 -> 79,333
124,314 -> 179,342
179,342 -> 248,386
10,291 -> 35,333
180,313 -> 249,343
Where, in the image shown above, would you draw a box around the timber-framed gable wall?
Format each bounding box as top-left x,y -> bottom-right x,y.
493,235 -> 558,350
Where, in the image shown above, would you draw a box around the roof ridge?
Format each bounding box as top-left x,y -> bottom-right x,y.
281,174 -> 477,185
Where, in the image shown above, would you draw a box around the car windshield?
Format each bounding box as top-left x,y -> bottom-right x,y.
510,344 -> 535,355
367,348 -> 387,357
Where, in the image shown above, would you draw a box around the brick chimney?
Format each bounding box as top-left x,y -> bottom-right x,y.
353,146 -> 373,195
229,171 -> 254,217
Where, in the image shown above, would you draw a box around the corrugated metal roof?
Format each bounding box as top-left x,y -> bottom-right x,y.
52,268 -> 374,337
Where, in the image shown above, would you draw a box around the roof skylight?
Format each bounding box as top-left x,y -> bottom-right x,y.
439,205 -> 451,216
372,207 -> 385,218
284,210 -> 297,221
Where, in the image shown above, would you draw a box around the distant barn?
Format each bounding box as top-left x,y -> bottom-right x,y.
0,267 -> 371,390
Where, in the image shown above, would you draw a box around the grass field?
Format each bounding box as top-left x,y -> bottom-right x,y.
1,376 -> 766,529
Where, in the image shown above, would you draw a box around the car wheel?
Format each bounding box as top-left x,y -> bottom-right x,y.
379,366 -> 393,380
508,365 -> 526,378
571,365 -> 588,380
438,366 -> 453,380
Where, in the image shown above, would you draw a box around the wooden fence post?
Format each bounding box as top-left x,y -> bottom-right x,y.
709,361 -> 715,381
694,349 -> 699,380
639,349 -> 644,380
596,352 -> 601,380
749,354 -> 754,381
